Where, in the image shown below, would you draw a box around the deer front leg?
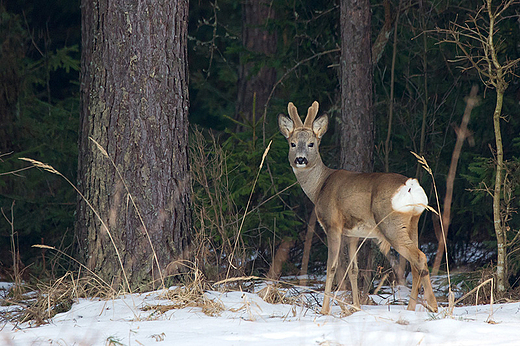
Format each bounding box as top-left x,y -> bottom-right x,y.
322,229 -> 342,314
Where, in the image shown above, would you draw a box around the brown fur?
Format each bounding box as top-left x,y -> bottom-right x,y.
279,101 -> 438,314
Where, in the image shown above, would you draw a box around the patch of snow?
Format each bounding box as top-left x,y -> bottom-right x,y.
1,283 -> 519,346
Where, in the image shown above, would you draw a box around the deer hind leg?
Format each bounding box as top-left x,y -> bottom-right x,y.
381,215 -> 438,312
408,265 -> 420,311
421,272 -> 437,312
409,215 -> 438,312
395,242 -> 438,312
346,237 -> 360,308
407,216 -> 421,311
405,255 -> 437,312
322,228 -> 342,314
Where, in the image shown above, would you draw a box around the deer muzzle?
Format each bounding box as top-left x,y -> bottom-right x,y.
294,157 -> 308,166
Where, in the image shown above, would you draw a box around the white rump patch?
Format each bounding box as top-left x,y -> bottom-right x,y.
391,178 -> 428,214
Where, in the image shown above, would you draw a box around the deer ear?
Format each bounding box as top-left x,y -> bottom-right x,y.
278,114 -> 294,138
313,115 -> 328,139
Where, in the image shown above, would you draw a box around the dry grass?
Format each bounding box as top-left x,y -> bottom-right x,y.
143,268 -> 225,317
226,139 -> 272,279
190,128 -> 276,283
257,284 -> 296,305
19,136 -> 168,293
456,268 -> 496,307
5,134 -> 278,326
19,157 -> 132,293
1,201 -> 24,300
190,129 -> 246,280
1,273 -> 114,326
412,152 -> 456,314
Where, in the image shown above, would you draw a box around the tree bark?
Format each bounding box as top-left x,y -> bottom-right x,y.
339,0 -> 373,172
493,87 -> 506,293
487,0 -> 509,294
384,2 -> 400,173
337,0 -> 374,296
0,12 -> 22,154
236,0 -> 277,128
77,0 -> 191,290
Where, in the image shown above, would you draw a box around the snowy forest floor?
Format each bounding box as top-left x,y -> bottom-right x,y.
1,274 -> 519,346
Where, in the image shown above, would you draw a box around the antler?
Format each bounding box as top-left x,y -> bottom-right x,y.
287,102 -> 304,127
303,101 -> 319,127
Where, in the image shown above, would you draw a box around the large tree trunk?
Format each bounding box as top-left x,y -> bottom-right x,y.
236,0 -> 277,128
339,0 -> 373,173
77,0 -> 191,290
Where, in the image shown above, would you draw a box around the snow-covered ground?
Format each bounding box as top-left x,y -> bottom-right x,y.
1,279 -> 519,346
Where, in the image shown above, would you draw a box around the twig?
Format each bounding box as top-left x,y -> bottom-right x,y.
432,85 -> 479,276
0,166 -> 34,177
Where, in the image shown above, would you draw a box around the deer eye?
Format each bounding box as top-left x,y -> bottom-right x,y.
308,143 -> 314,148
291,142 -> 296,148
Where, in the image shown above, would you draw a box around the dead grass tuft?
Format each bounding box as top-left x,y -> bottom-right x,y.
1,273 -> 114,326
257,284 -> 294,305
143,268 -> 225,317
457,267 -> 496,306
190,129 -> 247,280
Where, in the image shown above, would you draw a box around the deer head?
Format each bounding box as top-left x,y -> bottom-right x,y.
278,101 -> 328,170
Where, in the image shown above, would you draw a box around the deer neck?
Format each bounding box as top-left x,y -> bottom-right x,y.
292,156 -> 334,204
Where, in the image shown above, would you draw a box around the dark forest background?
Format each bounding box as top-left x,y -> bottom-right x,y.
1,0 -> 519,295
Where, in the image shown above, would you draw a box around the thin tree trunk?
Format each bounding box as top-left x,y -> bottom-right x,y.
493,88 -> 506,292
339,0 -> 373,294
236,0 -> 277,128
384,1 -> 400,173
0,25 -> 22,154
77,0 -> 191,290
416,0 -> 429,178
486,0 -> 509,293
339,0 -> 373,173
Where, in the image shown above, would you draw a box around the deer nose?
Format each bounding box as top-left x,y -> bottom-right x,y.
295,157 -> 308,166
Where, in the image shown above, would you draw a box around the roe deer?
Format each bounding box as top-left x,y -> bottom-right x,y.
278,101 -> 438,314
